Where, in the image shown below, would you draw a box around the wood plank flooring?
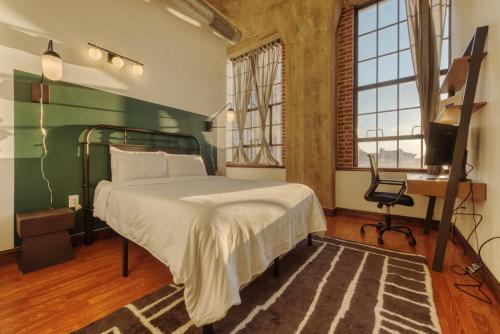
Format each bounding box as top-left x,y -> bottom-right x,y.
0,215 -> 499,334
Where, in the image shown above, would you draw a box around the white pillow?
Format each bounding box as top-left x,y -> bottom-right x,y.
110,146 -> 168,182
166,153 -> 207,177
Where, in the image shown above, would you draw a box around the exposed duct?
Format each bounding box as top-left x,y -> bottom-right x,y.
182,0 -> 241,44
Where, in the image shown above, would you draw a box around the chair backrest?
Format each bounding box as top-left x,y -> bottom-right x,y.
367,154 -> 379,182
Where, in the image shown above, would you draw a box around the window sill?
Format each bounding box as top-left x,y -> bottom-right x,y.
226,163 -> 286,169
336,167 -> 426,173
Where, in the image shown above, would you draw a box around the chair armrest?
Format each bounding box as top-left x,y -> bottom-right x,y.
379,179 -> 407,205
379,179 -> 406,186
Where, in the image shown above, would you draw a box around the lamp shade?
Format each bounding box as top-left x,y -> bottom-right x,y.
227,107 -> 235,122
88,47 -> 102,60
132,64 -> 144,75
111,55 -> 125,68
42,40 -> 62,81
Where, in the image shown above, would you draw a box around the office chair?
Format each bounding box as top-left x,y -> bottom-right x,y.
360,154 -> 417,246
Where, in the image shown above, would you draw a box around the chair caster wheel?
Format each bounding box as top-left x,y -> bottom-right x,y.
377,238 -> 384,245
360,228 -> 365,236
409,239 -> 416,247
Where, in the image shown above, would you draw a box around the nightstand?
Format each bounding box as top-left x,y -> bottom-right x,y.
16,208 -> 75,273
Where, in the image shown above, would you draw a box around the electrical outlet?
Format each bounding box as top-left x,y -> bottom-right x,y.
68,195 -> 79,209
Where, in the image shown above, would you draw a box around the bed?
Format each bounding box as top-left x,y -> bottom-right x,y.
81,125 -> 327,332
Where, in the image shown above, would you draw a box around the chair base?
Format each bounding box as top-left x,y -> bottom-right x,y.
360,218 -> 416,247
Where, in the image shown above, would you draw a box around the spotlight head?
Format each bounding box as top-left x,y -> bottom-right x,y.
132,64 -> 144,75
88,47 -> 102,60
227,107 -> 235,122
110,54 -> 124,68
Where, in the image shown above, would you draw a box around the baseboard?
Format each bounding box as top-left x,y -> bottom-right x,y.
323,208 -> 336,217
0,247 -> 20,266
335,206 -> 499,304
334,207 -> 440,230
452,227 -> 500,304
70,227 -> 117,247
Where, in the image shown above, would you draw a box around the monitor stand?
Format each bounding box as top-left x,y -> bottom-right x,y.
425,151 -> 468,181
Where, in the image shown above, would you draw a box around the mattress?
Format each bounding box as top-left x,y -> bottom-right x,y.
93,176 -> 326,326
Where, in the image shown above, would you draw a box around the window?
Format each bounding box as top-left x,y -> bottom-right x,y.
226,49 -> 284,165
355,0 -> 450,169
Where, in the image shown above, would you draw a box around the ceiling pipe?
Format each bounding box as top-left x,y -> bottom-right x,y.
182,0 -> 241,44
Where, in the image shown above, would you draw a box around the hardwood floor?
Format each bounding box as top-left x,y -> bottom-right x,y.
0,215 -> 499,334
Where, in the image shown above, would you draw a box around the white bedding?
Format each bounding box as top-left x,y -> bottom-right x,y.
93,176 -> 326,326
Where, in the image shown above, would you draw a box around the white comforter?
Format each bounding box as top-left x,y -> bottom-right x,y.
93,176 -> 326,326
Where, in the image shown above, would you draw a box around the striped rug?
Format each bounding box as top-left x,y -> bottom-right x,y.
74,237 -> 441,334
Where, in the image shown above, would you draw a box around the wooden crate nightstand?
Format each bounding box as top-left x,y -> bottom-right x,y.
16,208 -> 75,274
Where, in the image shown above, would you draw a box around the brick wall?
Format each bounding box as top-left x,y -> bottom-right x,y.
336,6 -> 355,168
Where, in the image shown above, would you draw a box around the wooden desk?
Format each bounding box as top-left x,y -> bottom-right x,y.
406,173 -> 487,271
406,173 -> 486,200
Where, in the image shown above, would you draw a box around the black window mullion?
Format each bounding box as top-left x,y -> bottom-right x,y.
375,0 -> 379,157
396,0 -> 400,168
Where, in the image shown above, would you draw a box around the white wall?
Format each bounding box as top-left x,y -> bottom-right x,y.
0,0 -> 227,251
226,167 -> 286,182
451,0 -> 500,280
335,170 -> 440,217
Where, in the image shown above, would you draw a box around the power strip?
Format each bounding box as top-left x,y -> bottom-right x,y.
465,262 -> 483,275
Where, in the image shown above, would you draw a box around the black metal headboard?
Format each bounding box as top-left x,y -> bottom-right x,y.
80,124 -> 201,245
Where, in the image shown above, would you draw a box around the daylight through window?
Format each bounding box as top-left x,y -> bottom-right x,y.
355,0 -> 450,169
226,47 -> 284,165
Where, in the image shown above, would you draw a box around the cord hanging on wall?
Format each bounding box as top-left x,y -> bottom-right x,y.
37,39 -> 63,208
87,43 -> 144,75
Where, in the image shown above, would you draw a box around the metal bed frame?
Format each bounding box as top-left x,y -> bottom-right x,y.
80,124 -> 312,334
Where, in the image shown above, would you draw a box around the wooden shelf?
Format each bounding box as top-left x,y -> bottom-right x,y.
435,101 -> 487,124
440,53 -> 487,94
449,101 -> 487,112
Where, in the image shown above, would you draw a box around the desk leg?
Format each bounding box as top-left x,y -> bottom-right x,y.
423,196 -> 436,235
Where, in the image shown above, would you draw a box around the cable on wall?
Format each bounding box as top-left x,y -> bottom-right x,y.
448,162 -> 497,304
39,76 -> 54,208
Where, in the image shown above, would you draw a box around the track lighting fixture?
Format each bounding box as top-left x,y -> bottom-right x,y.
87,43 -> 144,75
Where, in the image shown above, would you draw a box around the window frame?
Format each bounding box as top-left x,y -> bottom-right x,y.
353,0 -> 451,171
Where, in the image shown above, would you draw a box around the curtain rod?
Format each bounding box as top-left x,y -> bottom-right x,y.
230,39 -> 282,63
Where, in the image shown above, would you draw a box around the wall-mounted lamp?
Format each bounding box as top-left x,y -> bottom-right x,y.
42,40 -> 63,81
88,43 -> 144,75
32,39 -> 63,104
205,102 -> 234,132
36,39 -> 63,208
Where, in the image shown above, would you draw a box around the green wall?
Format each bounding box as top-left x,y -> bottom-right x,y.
14,70 -> 213,244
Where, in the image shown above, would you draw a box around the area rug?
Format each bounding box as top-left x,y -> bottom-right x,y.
74,236 -> 441,334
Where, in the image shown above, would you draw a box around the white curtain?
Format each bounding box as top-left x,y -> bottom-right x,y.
406,0 -> 447,144
249,42 -> 281,165
232,57 -> 254,164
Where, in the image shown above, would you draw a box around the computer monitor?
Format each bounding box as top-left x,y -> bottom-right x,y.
425,122 -> 458,166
